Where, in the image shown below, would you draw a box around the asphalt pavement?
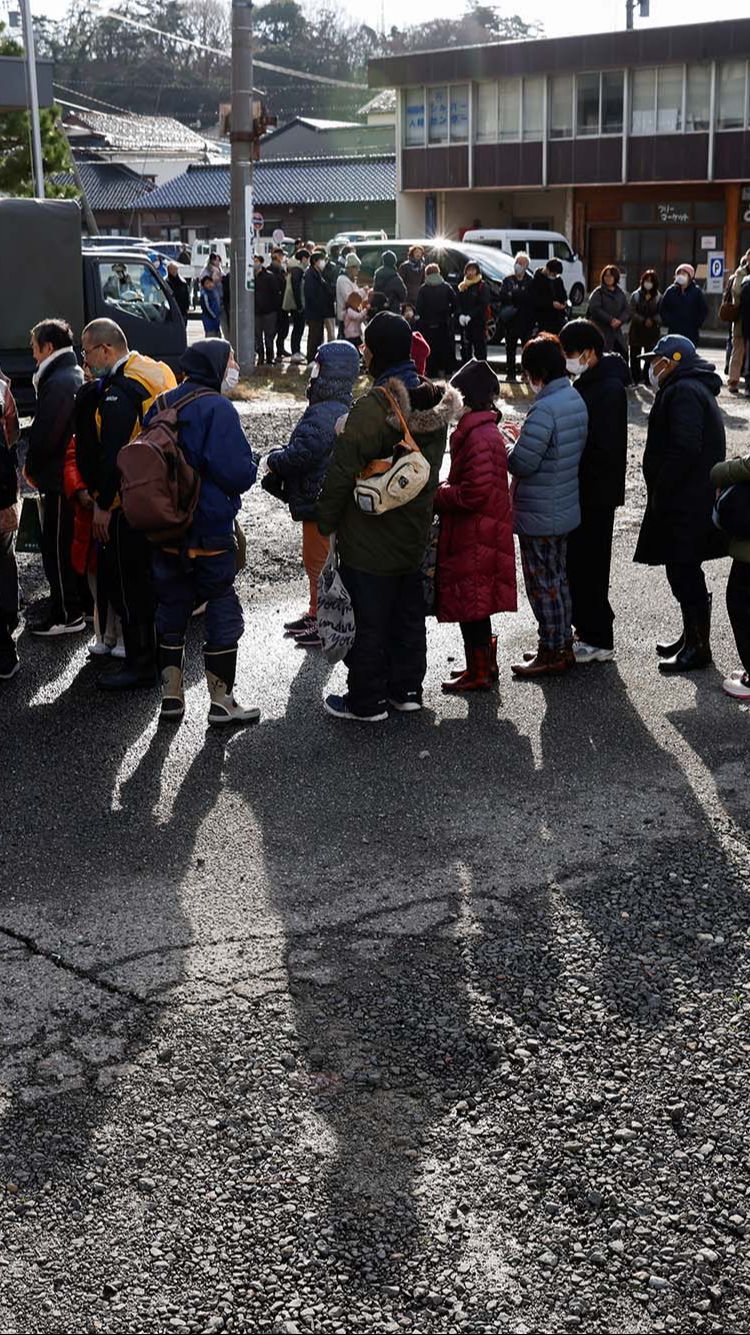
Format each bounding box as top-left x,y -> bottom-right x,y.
1,377 -> 749,1334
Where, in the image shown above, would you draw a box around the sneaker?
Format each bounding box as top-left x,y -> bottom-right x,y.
0,650 -> 20,680
324,693 -> 388,722
111,639 -> 127,659
388,692 -> 422,712
88,637 -> 112,657
290,352 -> 306,365
30,614 -> 87,637
722,671 -> 750,700
273,356 -> 284,365
284,614 -> 315,637
295,629 -> 322,649
573,641 -> 615,664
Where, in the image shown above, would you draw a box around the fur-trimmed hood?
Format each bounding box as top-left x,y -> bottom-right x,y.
380,376 -> 464,435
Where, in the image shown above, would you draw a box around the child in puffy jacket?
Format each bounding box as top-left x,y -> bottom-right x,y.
265,340 -> 360,648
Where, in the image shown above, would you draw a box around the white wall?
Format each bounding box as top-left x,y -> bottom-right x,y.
395,192 -> 426,238
439,189 -> 570,238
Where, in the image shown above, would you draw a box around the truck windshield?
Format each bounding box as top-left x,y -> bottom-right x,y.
98,260 -> 171,323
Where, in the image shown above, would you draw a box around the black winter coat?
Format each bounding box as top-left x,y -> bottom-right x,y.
167,273 -> 190,321
532,270 -> 568,334
25,350 -> 84,493
499,271 -> 535,336
416,279 -> 458,328
373,264 -> 407,313
572,354 -> 630,513
303,266 -> 335,320
634,358 -> 727,567
660,281 -> 708,345
255,268 -> 280,318
399,259 -> 426,304
457,279 -> 488,324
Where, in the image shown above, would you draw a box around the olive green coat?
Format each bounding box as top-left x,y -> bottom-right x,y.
710,453 -> 750,562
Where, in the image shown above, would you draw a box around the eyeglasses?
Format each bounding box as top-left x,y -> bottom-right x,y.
82,342 -> 105,364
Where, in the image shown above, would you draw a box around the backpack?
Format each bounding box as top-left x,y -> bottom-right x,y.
353,386 -> 431,516
116,387 -> 214,543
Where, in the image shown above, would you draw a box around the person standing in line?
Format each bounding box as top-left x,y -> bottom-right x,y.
726,250 -> 750,395
507,334 -> 588,677
0,367 -> 20,680
322,250 -> 339,343
435,359 -> 516,691
531,257 -> 568,335
710,449 -> 750,699
253,256 -> 279,367
166,261 -> 190,324
336,253 -> 363,337
24,319 -> 86,636
628,270 -> 662,384
498,251 -> 534,383
634,335 -> 726,674
457,261 -> 489,363
269,247 -> 289,362
303,251 -> 335,363
199,276 -> 222,337
285,249 -> 309,365
559,319 -> 630,665
660,264 -> 708,347
586,265 -> 629,357
399,245 -> 426,306
416,263 -> 458,378
373,250 -> 407,313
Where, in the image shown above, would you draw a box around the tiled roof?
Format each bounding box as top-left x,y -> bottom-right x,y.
358,89 -> 397,116
49,162 -> 154,212
139,155 -> 396,211
61,105 -> 211,155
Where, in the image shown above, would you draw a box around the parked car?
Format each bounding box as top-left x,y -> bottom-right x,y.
327,229 -> 388,250
254,235 -> 296,260
461,228 -> 586,307
354,239 -> 515,343
82,234 -> 149,251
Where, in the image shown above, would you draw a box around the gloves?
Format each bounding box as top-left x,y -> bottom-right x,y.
459,314 -> 470,328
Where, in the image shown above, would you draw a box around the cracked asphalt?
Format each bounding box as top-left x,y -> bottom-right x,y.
1,374 -> 749,1335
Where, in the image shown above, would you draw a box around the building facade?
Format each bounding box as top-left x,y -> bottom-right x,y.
368,19 -> 750,292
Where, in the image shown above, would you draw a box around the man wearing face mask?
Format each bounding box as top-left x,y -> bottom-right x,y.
660,264 -> 708,347
498,252 -> 534,383
303,250 -> 335,363
146,339 -> 259,725
559,319 -> 630,664
634,334 -> 726,674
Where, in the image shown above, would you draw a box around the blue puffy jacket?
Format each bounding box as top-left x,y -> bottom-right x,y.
145,339 -> 257,549
266,340 -> 360,521
507,377 -> 588,536
660,281 -> 708,345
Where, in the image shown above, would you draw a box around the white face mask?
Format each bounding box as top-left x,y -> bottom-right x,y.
675,273 -> 689,287
529,380 -> 543,395
648,364 -> 661,390
565,357 -> 584,376
514,263 -> 526,277
315,259 -> 326,271
221,366 -> 240,395
643,281 -> 654,291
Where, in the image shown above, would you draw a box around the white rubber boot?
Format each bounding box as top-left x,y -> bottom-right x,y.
204,645 -> 260,726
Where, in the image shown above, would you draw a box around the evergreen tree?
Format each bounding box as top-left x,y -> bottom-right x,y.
0,29 -> 76,197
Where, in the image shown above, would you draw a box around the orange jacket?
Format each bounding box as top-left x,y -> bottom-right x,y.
63,435 -> 95,576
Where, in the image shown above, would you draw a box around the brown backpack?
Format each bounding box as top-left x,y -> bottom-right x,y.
116,387 -> 214,543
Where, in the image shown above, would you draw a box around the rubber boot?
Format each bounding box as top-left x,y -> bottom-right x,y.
158,641 -> 185,721
97,620 -> 157,691
658,602 -> 712,674
442,645 -> 493,693
657,592 -> 712,658
204,645 -> 260,726
450,634 -> 499,682
511,645 -> 574,678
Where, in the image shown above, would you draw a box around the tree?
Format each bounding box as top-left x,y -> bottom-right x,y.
0,29 -> 76,197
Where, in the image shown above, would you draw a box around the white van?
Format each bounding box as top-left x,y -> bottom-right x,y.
462,229 -> 586,306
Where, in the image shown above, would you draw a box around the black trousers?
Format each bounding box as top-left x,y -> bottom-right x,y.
0,530 -> 18,652
726,559 -> 750,672
423,325 -> 456,378
101,509 -> 154,637
339,563 -> 426,715
40,491 -> 82,623
665,561 -> 708,608
567,507 -> 616,650
290,312 -> 305,356
461,317 -> 486,363
460,617 -> 492,649
306,319 -> 324,363
276,310 -> 290,357
255,312 -> 277,364
505,325 -> 533,378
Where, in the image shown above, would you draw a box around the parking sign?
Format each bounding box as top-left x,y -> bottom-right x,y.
707,251 -> 725,294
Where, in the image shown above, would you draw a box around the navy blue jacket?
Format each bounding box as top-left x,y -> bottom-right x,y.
660,281 -> 708,345
145,340 -> 256,548
266,340 -> 360,521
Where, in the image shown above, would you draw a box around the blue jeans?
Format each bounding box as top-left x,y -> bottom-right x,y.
153,549 -> 243,648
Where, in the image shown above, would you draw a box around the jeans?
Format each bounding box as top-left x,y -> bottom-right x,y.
519,535 -> 572,651
665,561 -> 708,608
567,507 -> 616,650
153,549 -> 243,648
726,559 -> 750,672
339,563 -> 427,715
40,491 -> 82,623
460,617 -> 492,649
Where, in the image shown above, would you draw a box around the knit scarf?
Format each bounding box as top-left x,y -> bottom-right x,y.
458,272 -> 482,293
374,359 -> 420,389
425,272 -> 443,286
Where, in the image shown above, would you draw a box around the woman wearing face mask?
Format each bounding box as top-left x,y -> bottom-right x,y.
457,262 -> 489,363
628,270 -> 662,384
660,264 -> 708,347
586,265 -> 630,358
498,252 -> 534,383
303,250 -> 336,363
146,339 -> 260,726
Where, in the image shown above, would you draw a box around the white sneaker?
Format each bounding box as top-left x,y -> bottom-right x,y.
111,639 -> 127,659
722,671 -> 750,700
573,641 -> 615,664
88,637 -> 112,657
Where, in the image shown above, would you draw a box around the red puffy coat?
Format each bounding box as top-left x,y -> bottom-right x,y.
62,435 -> 95,577
434,410 -> 517,623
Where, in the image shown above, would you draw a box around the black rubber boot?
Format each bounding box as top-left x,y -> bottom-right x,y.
98,621 -> 157,690
204,644 -> 259,726
657,592 -> 712,658
158,641 -> 185,720
658,602 -> 712,674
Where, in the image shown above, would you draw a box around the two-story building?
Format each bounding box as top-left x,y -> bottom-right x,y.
368,18 -> 750,290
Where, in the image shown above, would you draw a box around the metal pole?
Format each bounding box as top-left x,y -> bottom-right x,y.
625,0 -> 634,29
19,0 -> 45,198
230,0 -> 254,374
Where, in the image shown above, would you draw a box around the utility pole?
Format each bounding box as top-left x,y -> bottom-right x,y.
19,0 -> 45,198
626,0 -> 649,30
230,0 -> 254,374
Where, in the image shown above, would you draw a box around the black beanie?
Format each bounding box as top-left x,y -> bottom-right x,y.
364,311 -> 413,379
450,358 -> 500,409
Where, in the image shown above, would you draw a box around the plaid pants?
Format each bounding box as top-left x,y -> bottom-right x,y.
519,535 -> 572,651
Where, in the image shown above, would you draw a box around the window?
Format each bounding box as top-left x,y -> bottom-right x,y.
522,77 -> 544,141
553,240 -> 574,262
717,61 -> 747,130
98,262 -> 170,323
498,78 -> 520,141
404,86 -> 425,146
427,86 -> 448,144
602,71 -> 624,133
525,240 -> 549,261
576,72 -> 600,136
686,65 -> 710,132
631,67 -> 656,134
476,82 -> 497,143
549,74 -> 573,139
450,84 -> 469,142
657,66 -> 683,132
